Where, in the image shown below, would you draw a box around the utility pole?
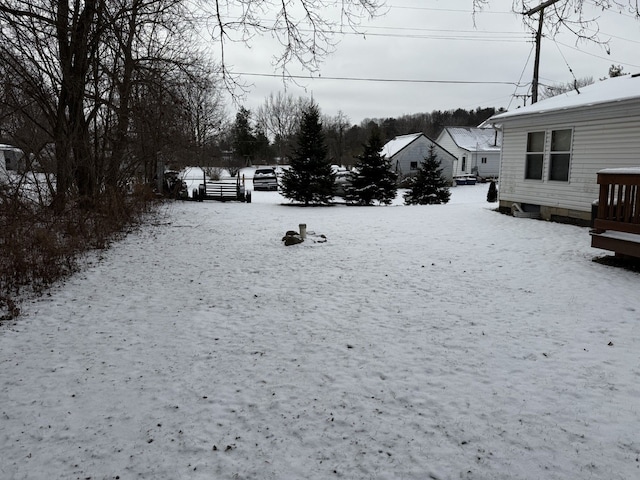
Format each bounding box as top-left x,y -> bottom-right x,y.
514,94 -> 531,107
526,0 -> 561,104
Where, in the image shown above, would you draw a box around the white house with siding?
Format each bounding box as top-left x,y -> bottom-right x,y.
483,74 -> 640,224
380,133 -> 455,184
435,126 -> 501,178
1,144 -> 24,181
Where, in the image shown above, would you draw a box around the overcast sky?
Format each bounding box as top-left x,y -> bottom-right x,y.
214,0 -> 640,125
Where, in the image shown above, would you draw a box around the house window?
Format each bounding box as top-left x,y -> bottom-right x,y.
461,156 -> 467,172
481,157 -> 487,164
410,161 -> 418,170
525,131 -> 545,180
549,129 -> 572,181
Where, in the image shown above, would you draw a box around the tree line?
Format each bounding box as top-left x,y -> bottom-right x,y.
223,98 -> 500,171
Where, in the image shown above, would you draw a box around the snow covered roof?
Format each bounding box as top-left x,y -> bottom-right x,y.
488,74 -> 640,122
444,127 -> 501,152
380,133 -> 423,158
0,144 -> 21,150
598,167 -> 640,175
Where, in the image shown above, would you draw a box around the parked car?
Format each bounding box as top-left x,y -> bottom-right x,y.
253,167 -> 278,191
333,167 -> 352,197
453,174 -> 477,186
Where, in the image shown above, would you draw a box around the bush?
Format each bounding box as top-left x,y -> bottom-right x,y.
403,145 -> 451,205
487,180 -> 498,203
344,129 -> 397,206
0,185 -> 155,321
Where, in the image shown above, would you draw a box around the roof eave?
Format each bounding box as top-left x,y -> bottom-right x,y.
489,96 -> 640,125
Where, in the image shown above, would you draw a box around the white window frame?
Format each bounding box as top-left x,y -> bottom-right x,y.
525,131 -> 545,180
548,129 -> 573,182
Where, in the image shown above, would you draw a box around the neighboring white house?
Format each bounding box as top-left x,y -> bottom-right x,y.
1,144 -> 24,182
0,144 -> 25,173
483,74 -> 640,224
380,133 -> 455,183
435,126 -> 501,178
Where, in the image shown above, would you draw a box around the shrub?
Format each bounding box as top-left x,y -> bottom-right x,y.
487,180 -> 498,203
403,145 -> 451,205
0,184 -> 155,321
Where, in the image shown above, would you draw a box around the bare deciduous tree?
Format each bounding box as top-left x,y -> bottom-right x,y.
473,1 -> 639,46
199,0 -> 384,86
0,0 -> 222,207
1,0 -> 384,209
255,92 -> 306,160
540,76 -> 594,99
323,110 -> 351,167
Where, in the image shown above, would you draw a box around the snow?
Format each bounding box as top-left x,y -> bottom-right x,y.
380,133 -> 423,158
489,75 -> 640,122
2,184 -> 640,480
598,167 -> 640,175
591,230 -> 640,244
444,127 -> 501,152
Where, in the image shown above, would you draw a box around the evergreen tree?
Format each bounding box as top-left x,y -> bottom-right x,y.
487,180 -> 498,203
403,145 -> 451,205
281,102 -> 336,205
345,128 -> 397,205
232,106 -> 257,165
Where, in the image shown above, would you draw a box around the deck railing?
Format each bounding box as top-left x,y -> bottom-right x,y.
593,169 -> 640,235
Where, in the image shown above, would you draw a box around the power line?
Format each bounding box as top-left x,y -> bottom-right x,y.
507,43 -> 536,110
233,72 -> 523,86
584,0 -> 640,19
552,38 -> 579,84
386,4 -> 512,14
349,24 -> 529,37
554,39 -> 640,68
189,15 -> 531,43
329,29 -> 529,42
583,27 -> 640,45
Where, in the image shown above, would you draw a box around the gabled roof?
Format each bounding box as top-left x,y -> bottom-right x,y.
489,74 -> 640,122
380,133 -> 423,158
442,127 -> 501,152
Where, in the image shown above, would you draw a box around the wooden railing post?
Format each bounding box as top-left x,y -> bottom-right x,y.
594,169 -> 640,235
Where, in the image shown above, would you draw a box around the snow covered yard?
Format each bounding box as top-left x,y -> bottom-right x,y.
1,184 -> 639,480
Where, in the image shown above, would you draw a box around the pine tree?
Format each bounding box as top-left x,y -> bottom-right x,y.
487,180 -> 498,203
344,128 -> 398,205
232,106 -> 257,165
281,102 -> 336,205
403,145 -> 451,205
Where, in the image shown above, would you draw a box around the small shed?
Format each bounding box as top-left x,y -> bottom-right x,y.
483,74 -> 640,224
436,126 -> 501,178
380,133 -> 455,183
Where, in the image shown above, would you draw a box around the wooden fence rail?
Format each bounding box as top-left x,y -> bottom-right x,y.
591,168 -> 640,258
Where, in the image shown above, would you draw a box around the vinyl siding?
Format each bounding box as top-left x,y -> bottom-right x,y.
391,136 -> 454,182
0,151 -> 6,180
434,132 -> 462,175
436,130 -> 500,177
499,105 -> 640,214
470,152 -> 500,178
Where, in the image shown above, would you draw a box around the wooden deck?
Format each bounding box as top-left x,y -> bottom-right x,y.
591,168 -> 640,258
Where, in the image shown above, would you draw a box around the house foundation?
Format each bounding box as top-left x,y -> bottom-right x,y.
499,200 -> 591,227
